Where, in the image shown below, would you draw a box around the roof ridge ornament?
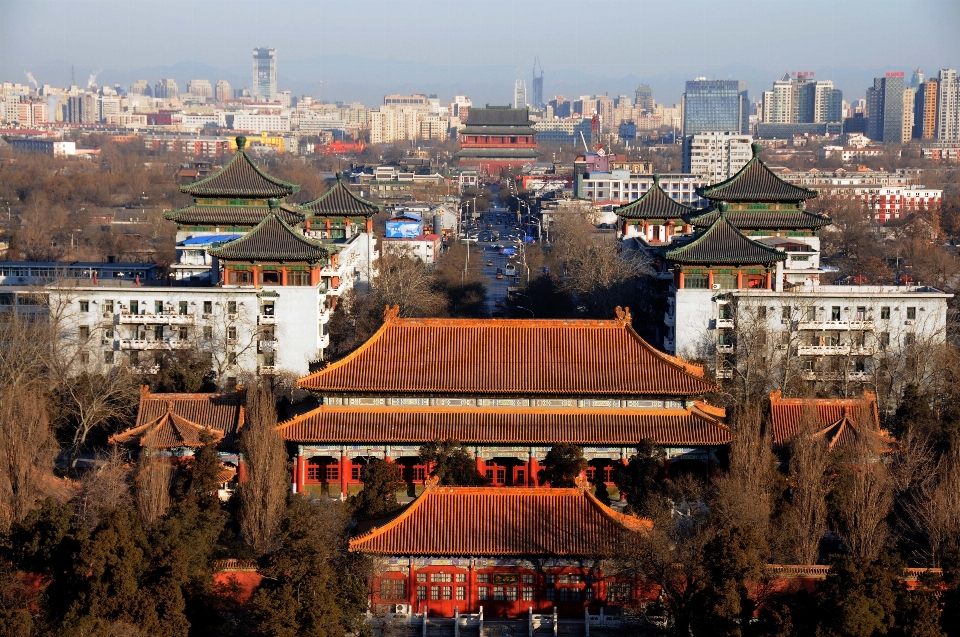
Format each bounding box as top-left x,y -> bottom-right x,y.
383,304 -> 401,323
574,474 -> 589,494
751,141 -> 762,157
424,474 -> 440,491
236,136 -> 247,150
614,306 -> 632,326
652,174 -> 660,187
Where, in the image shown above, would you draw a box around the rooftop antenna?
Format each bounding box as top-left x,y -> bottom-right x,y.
71,65 -> 75,86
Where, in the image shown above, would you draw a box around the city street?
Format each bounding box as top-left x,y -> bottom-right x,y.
460,205 -> 530,316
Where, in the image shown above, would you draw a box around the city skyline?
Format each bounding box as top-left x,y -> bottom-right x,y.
2,0 -> 959,106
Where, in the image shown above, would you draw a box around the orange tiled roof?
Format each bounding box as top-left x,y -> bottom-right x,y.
110,388 -> 245,448
349,485 -> 651,557
297,306 -> 714,396
769,390 -> 881,450
276,403 -> 730,446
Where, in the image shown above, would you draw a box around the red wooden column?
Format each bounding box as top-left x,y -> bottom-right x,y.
707,270 -> 714,288
293,453 -> 304,493
677,271 -> 685,289
736,270 -> 743,289
766,270 -> 773,289
476,452 -> 485,478
340,452 -> 349,499
366,218 -> 374,233
238,455 -> 247,483
281,267 -> 288,286
619,457 -> 628,500
528,454 -> 539,487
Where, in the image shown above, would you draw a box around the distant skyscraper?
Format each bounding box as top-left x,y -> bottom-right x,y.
252,47 -> 277,101
937,69 -> 959,142
902,86 -> 916,143
762,73 -> 841,124
914,80 -> 938,139
911,68 -> 924,89
129,79 -> 149,96
215,80 -> 232,102
154,78 -> 179,100
514,79 -> 527,109
635,84 -> 654,113
866,73 -> 906,143
187,79 -> 213,100
532,58 -> 544,109
682,79 -> 748,136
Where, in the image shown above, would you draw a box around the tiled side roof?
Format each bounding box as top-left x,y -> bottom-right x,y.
459,125 -> 537,136
301,177 -> 381,217
111,388 -> 244,448
208,211 -> 328,262
614,176 -> 694,220
689,208 -> 831,230
180,149 -> 299,198
275,404 -> 731,446
464,108 -> 532,126
769,390 -> 881,449
665,213 -> 787,265
454,148 -> 541,159
697,143 -> 817,202
349,486 -> 650,557
163,203 -> 305,226
297,309 -> 715,396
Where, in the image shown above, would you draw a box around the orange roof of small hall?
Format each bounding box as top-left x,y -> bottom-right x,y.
350,485 -> 651,557
298,306 -> 714,396
110,387 -> 245,449
769,390 -> 881,450
276,402 -> 730,446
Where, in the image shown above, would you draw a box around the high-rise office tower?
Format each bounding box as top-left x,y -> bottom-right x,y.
913,80 -> 938,139
911,68 -> 924,89
635,84 -> 654,113
937,69 -> 959,142
682,79 -> 748,136
902,86 -> 915,143
762,73 -> 841,124
187,79 -> 213,100
129,79 -> 149,95
513,79 -> 527,109
252,47 -> 277,101
866,73 -> 906,143
154,78 -> 179,100
532,58 -> 544,109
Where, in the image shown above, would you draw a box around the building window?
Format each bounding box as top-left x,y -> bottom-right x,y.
559,574 -> 583,584
325,465 -> 339,481
855,306 -> 866,320
493,587 -> 505,601
522,574 -> 534,584
154,325 -> 164,340
442,586 -> 452,601
685,274 -> 708,289
79,352 -> 90,365
262,270 -> 281,285
522,587 -> 534,601
178,326 -> 188,340
608,583 -> 632,602
379,579 -> 407,600
456,586 -> 465,601
781,306 -> 791,320
179,301 -> 188,315
456,573 -> 466,583
229,270 -> 252,284
417,586 -> 427,600
228,301 -> 237,315
203,326 -> 213,340
416,573 -> 427,583
881,306 -> 890,319
478,587 -> 488,601
905,333 -> 916,345
79,300 -> 89,312
78,325 -> 90,340
288,270 -> 310,286
351,466 -> 361,481
104,350 -> 114,364
128,351 -> 139,365
203,301 -> 213,314
103,300 -> 114,314
155,301 -> 164,314
227,352 -> 237,365
506,587 -> 518,601
431,586 -> 439,601
545,587 -> 555,601
831,306 -> 841,320
130,300 -> 139,315
907,306 -> 917,320
432,573 -> 452,583
227,327 -> 237,342
477,574 -> 489,584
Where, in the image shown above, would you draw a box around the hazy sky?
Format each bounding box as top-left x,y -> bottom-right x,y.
2,0 -> 959,105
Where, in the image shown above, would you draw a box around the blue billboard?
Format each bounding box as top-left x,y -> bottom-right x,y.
386,221 -> 422,238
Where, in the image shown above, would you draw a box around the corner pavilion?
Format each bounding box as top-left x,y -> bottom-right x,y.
278,306 -> 730,497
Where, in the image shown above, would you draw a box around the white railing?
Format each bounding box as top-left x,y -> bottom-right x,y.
797,345 -> 850,355
118,312 -> 195,325
717,344 -> 735,354
716,318 -> 734,329
258,314 -> 277,324
798,319 -> 874,330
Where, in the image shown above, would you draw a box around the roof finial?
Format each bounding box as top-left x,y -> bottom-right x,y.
614,306 -> 632,325
383,304 -> 401,323
267,198 -> 279,210
424,475 -> 440,491
236,136 -> 247,150
751,141 -> 762,157
718,201 -> 729,214
574,474 -> 589,494
652,174 -> 660,187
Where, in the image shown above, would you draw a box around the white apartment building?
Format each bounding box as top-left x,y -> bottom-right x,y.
575,171 -> 708,207
937,69 -> 959,142
228,111 -> 291,133
682,132 -> 753,183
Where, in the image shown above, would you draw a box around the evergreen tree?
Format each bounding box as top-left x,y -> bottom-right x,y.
894,383 -> 937,440
538,443 -> 587,488
419,439 -> 489,486
892,572 -> 946,637
614,439 -> 665,514
349,458 -> 404,519
813,554 -> 900,637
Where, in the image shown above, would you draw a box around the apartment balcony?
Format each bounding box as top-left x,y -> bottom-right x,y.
258,314 -> 277,325
797,345 -> 851,356
258,365 -> 277,375
119,338 -> 193,350
662,336 -> 675,352
800,370 -> 873,382
118,312 -> 196,325
716,318 -> 735,329
258,339 -> 278,353
664,311 -> 676,327
797,319 -> 874,331
319,333 -> 330,349
716,369 -> 734,379
717,344 -> 735,354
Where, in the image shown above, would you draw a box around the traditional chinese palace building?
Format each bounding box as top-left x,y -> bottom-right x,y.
351,482 -> 651,619
454,107 -> 540,174
276,306 -> 729,497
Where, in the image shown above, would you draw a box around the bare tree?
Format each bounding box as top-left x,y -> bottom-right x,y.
239,386 -> 289,556
906,445 -> 960,567
74,447 -> 134,531
838,425 -> 894,561
780,409 -> 831,565
0,386 -> 60,531
134,449 -> 172,528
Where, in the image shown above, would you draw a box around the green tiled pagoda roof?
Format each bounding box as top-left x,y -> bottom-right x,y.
689,207 -> 831,230
666,213 -> 787,266
697,143 -> 817,203
614,175 -> 694,220
164,202 -> 305,226
454,148 -> 541,159
301,177 -> 382,217
180,139 -> 300,198
208,210 -> 328,263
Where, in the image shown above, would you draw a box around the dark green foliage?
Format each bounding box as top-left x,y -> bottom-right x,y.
149,350 -> 217,393
9,498 -> 76,577
538,443 -> 587,488
614,439 -> 665,514
892,572 -> 946,637
350,458 -> 404,519
894,383 -> 937,440
419,439 -> 490,486
812,554 -> 900,637
509,274 -> 575,318
249,496 -> 371,637
174,432 -> 223,512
